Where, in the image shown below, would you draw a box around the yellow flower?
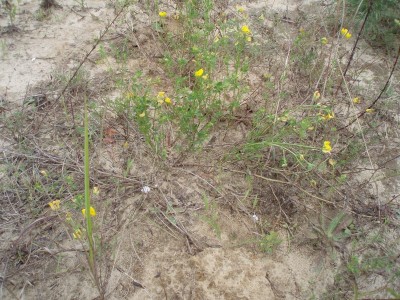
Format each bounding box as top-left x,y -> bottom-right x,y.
82,206 -> 96,217
139,111 -> 146,117
313,91 -> 321,100
66,212 -> 72,222
159,11 -> 167,17
164,97 -> 172,104
352,97 -> 360,104
194,68 -> 204,77
321,37 -> 328,45
48,200 -> 61,211
236,5 -> 245,13
322,112 -> 335,120
322,141 -> 332,154
341,28 -> 351,39
299,154 -> 305,161
93,186 -> 100,195
241,25 -> 251,34
40,170 -> 48,177
202,74 -> 209,80
246,36 -> 252,42
73,229 -> 82,239
157,91 -> 166,104
123,141 -> 129,149
366,108 -> 374,113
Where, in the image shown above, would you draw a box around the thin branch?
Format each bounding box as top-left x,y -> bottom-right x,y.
339,45 -> 400,130
335,0 -> 373,96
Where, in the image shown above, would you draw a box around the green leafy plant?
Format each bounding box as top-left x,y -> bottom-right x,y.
318,211 -> 353,248
115,1 -> 258,160
259,231 -> 282,254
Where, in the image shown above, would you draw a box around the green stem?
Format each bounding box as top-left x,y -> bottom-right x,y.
84,97 -> 95,273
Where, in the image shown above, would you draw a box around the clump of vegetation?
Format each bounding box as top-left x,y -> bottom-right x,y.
0,0 -> 399,299
347,0 -> 400,53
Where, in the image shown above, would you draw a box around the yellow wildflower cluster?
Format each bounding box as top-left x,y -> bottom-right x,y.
195,68 -> 204,77
82,206 -> 96,217
321,37 -> 328,45
194,68 -> 208,80
322,141 -> 332,154
341,28 -> 352,39
157,91 -> 172,105
73,229 -> 82,239
321,111 -> 334,121
241,25 -> 252,42
48,200 -> 61,211
236,5 -> 245,13
241,25 -> 251,34
352,97 -> 360,104
159,11 -> 167,18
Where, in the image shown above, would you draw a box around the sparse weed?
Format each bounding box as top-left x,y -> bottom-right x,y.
201,193 -> 221,239
259,231 -> 282,254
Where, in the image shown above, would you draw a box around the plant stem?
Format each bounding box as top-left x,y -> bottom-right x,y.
339,44 -> 400,130
335,0 -> 373,96
84,96 -> 94,271
84,96 -> 102,298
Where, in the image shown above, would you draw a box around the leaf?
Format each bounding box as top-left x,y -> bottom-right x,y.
326,211 -> 346,238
